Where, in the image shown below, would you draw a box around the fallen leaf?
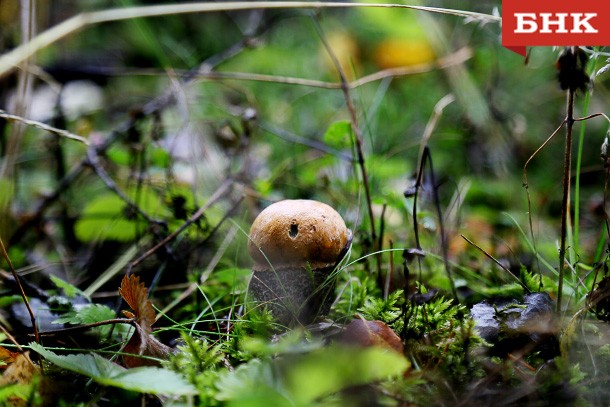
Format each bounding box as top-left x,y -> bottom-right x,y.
119,274 -> 172,367
0,351 -> 39,407
121,323 -> 173,368
339,316 -> 404,354
119,274 -> 156,332
1,351 -> 37,384
0,345 -> 20,369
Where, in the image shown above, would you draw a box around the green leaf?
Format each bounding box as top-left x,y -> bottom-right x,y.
75,194 -> 139,242
214,267 -> 251,287
323,120 -> 352,149
108,145 -> 171,169
299,155 -> 337,187
283,345 -> 409,404
54,303 -> 119,337
30,343 -> 197,396
359,289 -> 403,324
216,344 -> 408,405
0,383 -> 35,405
149,147 -> 171,168
239,330 -> 320,358
0,295 -> 21,308
216,359 -> 290,405
106,145 -> 132,166
50,275 -> 88,300
354,0 -> 427,39
75,189 -> 169,242
75,304 -> 116,324
0,178 -> 13,212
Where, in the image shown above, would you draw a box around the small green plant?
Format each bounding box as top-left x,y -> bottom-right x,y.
169,333 -> 226,404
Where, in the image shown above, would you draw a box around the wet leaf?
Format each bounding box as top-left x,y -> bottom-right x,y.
0,352 -> 36,385
402,247 -> 426,263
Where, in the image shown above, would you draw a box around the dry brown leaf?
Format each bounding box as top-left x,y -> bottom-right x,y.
119,274 -> 172,368
0,351 -> 36,384
0,351 -> 39,407
339,316 -> 404,354
122,310 -> 136,320
121,323 -> 173,368
119,274 -> 156,333
0,345 -> 20,369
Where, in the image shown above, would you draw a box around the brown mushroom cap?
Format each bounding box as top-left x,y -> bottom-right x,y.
248,199 -> 351,272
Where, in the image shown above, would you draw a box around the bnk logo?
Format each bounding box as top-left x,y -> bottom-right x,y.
502,0 -> 610,56
514,13 -> 597,34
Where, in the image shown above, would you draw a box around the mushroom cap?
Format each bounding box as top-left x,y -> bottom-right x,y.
248,199 -> 351,271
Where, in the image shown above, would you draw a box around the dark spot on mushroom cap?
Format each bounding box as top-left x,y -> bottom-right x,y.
247,199 -> 351,271
289,223 -> 299,238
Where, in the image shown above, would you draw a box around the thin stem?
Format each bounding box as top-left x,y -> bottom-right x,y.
523,119 -> 566,289
313,18 -> 380,277
571,89 -> 590,303
0,109 -> 90,145
36,318 -> 134,336
0,236 -> 40,344
573,48 -> 599,261
408,147 -> 457,301
82,47 -> 471,90
461,235 -> 531,293
427,152 -> 457,301
558,88 -> 575,312
573,108 -> 587,258
126,179 -> 233,273
85,146 -> 166,228
600,133 -> 610,262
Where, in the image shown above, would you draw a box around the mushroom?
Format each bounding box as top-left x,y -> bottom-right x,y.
247,199 -> 352,326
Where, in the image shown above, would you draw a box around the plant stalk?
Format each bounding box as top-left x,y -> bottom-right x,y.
0,236 -> 40,344
312,18 -> 381,277
573,89 -> 591,258
557,88 -> 575,312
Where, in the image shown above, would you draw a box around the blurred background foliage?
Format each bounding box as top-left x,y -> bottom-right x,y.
1,0 -> 609,323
